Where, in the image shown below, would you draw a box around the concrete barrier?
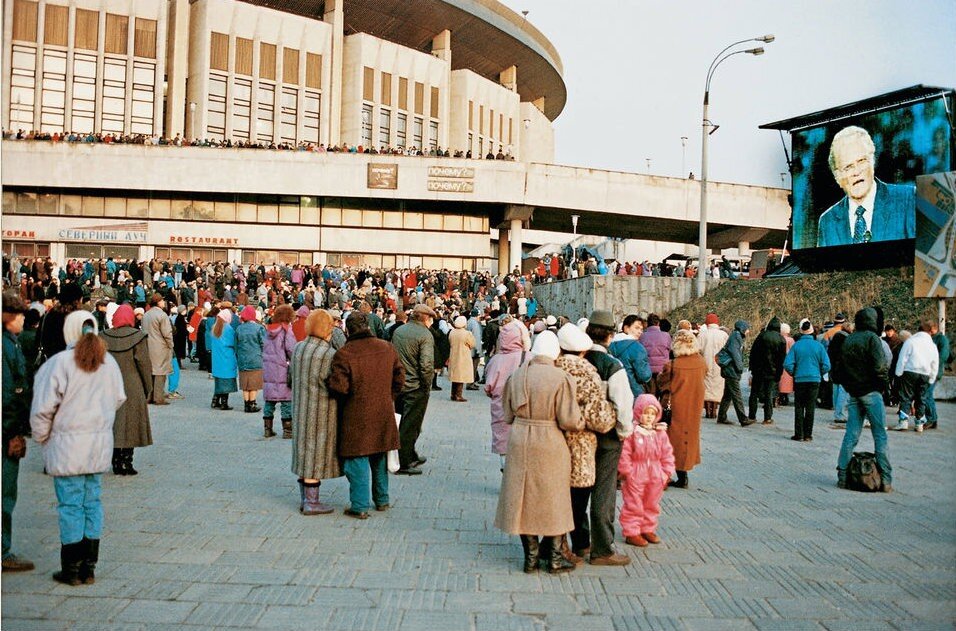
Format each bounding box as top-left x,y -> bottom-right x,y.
531,275 -> 721,323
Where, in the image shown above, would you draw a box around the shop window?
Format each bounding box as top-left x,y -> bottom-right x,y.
326,253 -> 341,267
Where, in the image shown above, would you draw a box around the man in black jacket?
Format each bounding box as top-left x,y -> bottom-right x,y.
748,317 -> 786,424
717,320 -> 754,426
836,308 -> 892,491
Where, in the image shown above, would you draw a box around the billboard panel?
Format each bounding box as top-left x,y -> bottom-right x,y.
914,171 -> 956,298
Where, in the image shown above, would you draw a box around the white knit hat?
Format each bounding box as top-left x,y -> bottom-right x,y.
557,323 -> 592,352
453,315 -> 467,329
530,330 -> 560,360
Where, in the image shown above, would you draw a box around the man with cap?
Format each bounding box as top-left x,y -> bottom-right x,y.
2,293 -> 35,572
390,304 -> 436,475
580,310 -> 634,566
328,310 -> 347,350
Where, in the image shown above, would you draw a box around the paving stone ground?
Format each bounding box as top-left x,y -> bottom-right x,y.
2,361 -> 955,630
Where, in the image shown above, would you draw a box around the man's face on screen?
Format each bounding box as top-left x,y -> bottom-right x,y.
833,135 -> 875,203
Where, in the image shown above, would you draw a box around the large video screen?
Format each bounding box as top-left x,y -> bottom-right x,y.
791,95 -> 953,251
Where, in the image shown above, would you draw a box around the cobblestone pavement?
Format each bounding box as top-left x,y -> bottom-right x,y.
3,361 -> 955,630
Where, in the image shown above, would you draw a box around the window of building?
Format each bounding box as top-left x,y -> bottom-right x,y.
127,198 -> 149,218
66,243 -> 138,261
105,13 -> 128,55
101,57 -> 127,133
148,198 -> 170,219
468,132 -> 473,154
363,67 -> 374,102
39,49 -> 66,132
430,87 -> 439,119
214,200 -> 235,222
130,61 -> 155,134
403,212 -> 423,230
306,53 -> 322,89
413,117 -> 423,149
423,214 -> 442,230
381,72 -> 392,106
14,192 -> 38,214
489,109 -> 494,139
509,118 -> 513,145
398,77 -> 408,111
396,113 -> 407,148
383,211 -> 403,228
260,43 -> 276,81
444,214 -> 463,231
235,37 -> 253,76
300,196 -> 319,224
81,196 -> 104,217
280,87 -> 297,143
361,103 -> 373,148
10,44 -> 36,130
134,18 -> 157,59
303,91 -> 320,144
279,196 -> 299,224
44,4 -> 68,47
283,47 -> 299,84
232,77 -> 252,141
479,105 -> 484,134
12,0 -> 38,42
237,199 -> 257,222
210,32 -> 228,71
3,241 -> 50,258
414,82 -> 424,115
257,200 -> 278,223
71,52 -> 97,133
257,83 -> 275,143
468,100 -> 473,130
74,8 -> 98,50
379,107 -> 390,148
104,197 -> 126,217
207,74 -> 227,140
429,120 -> 438,151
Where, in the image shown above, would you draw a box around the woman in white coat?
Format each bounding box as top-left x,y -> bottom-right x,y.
31,311 -> 125,586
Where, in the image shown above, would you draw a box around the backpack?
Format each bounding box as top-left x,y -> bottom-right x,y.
715,344 -> 735,379
846,452 -> 883,492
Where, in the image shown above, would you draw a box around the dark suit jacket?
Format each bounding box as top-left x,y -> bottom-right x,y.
816,179 -> 915,247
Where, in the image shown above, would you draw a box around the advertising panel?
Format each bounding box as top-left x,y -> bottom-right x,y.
914,171 -> 956,298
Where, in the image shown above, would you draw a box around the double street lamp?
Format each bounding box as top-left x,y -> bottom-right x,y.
696,34 -> 774,296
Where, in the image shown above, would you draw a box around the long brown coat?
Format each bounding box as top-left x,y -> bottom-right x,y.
141,306 -> 173,375
101,326 -> 153,449
447,328 -> 476,384
327,332 -> 404,458
494,356 -> 583,536
290,337 -> 341,480
664,352 -> 707,472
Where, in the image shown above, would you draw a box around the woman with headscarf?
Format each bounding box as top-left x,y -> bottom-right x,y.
483,322 -> 526,471
101,304 -> 153,476
777,323 -> 795,406
661,329 -> 707,489
291,305 -> 311,342
209,307 -> 238,410
494,331 -> 584,575
290,310 -> 341,514
236,305 -> 265,414
447,315 -> 476,402
263,304 -> 298,439
30,311 -> 125,585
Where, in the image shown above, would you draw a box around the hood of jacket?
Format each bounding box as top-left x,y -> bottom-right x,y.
266,322 -> 290,339
101,326 -> 146,352
854,307 -> 879,334
734,320 -> 749,335
766,317 -> 781,333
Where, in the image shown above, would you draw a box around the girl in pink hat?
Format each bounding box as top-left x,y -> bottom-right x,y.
617,394 -> 674,547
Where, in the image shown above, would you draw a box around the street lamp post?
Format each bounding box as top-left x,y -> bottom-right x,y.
697,35 -> 774,297
571,214 -> 580,273
681,136 -> 688,178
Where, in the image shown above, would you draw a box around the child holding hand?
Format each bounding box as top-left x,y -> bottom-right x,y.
618,394 -> 675,547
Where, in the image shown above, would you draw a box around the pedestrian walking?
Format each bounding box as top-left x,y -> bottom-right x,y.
716,320 -> 752,426
391,304 -> 436,475
661,330 -> 707,489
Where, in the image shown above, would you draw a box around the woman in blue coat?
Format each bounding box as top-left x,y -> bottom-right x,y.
209,309 -> 239,410
783,321 -> 831,442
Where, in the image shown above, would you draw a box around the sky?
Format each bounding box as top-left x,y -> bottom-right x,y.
498,0 -> 956,188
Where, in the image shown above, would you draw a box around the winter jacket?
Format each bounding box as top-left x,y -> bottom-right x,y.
609,336 -> 653,397
827,329 -> 850,385
263,323 -> 297,401
639,326 -> 672,374
30,349 -> 126,476
2,329 -> 32,446
932,332 -> 951,380
101,326 -> 153,449
783,334 -> 830,384
235,321 -> 266,371
840,308 -> 889,397
391,320 -> 435,393
749,317 -> 786,380
142,307 -> 173,375
896,331 -> 939,383
718,320 -> 749,380
585,346 -> 635,439
210,324 -> 238,379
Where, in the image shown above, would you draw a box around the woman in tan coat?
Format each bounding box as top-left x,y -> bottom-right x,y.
447,315 -> 476,402
494,331 -> 583,574
662,329 -> 707,488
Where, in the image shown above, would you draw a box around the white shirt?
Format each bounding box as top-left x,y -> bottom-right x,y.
895,331 -> 939,383
847,184 -> 877,241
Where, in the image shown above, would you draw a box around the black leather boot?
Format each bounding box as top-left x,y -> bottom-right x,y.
520,535 -> 539,573
263,417 -> 276,438
546,536 -> 575,574
53,541 -> 85,586
78,538 -> 99,585
211,395 -> 220,409
112,449 -> 124,475
219,395 -> 233,411
123,449 -> 138,476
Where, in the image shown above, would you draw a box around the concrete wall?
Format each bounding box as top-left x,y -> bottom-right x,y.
532,275 -> 721,322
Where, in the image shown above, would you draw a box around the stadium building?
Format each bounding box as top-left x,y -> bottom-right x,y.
1,0 -> 789,270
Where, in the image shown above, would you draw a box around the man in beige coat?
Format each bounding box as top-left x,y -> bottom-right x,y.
141,293 -> 174,405
447,315 -> 476,402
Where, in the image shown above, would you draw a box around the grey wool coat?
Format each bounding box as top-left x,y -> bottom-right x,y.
101,326 -> 153,449
290,337 -> 342,480
494,355 -> 583,537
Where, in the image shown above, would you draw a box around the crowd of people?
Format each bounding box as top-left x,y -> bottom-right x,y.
2,128 -> 517,161
2,253 -> 951,580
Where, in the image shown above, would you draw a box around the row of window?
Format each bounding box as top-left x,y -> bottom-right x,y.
3,192 -> 491,233
327,252 -> 479,272
12,0 -> 157,58
361,104 -> 438,151
468,100 -> 513,146
209,32 -> 321,88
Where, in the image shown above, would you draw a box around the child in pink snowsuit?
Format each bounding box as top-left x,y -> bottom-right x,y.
618,394 -> 675,547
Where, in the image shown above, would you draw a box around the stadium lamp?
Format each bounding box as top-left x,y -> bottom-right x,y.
696,35 -> 774,297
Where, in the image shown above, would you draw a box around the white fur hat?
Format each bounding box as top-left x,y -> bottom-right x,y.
530,330 -> 560,360
557,323 -> 593,352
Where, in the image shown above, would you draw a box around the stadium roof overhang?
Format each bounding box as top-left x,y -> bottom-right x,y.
239,0 -> 567,120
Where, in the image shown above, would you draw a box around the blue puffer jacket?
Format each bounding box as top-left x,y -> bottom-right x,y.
609,337 -> 652,397
783,334 -> 831,384
235,321 -> 265,371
